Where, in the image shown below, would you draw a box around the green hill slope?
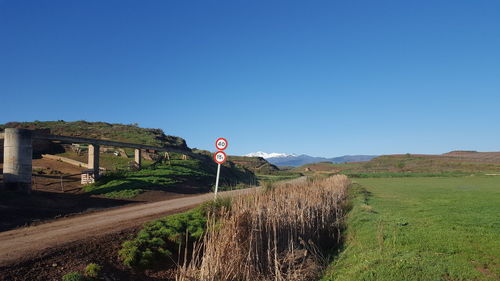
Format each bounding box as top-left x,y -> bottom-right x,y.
0,120 -> 188,150
294,153 -> 500,178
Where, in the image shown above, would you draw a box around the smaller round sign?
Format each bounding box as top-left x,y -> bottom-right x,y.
215,138 -> 228,151
213,151 -> 227,164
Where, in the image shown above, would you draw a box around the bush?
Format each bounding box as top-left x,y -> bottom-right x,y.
62,272 -> 86,281
84,263 -> 102,279
119,198 -> 231,269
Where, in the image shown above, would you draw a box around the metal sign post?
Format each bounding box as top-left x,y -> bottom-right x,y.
213,138 -> 228,199
214,161 -> 221,198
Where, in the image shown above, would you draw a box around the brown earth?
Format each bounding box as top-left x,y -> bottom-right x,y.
0,186 -> 263,281
0,224 -> 174,281
0,179 -> 311,281
0,158 -> 207,232
442,151 -> 500,162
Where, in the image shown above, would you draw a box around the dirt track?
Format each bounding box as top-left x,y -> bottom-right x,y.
0,187 -> 262,267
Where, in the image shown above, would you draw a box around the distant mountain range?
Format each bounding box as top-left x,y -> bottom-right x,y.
244,151 -> 378,167
245,151 -> 297,158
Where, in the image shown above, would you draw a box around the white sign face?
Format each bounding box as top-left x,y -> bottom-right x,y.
214,151 -> 227,164
215,138 -> 228,151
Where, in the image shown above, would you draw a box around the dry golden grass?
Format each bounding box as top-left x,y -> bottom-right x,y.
177,175 -> 350,281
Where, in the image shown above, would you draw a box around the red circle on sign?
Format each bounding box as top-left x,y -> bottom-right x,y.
215,138 -> 228,151
213,151 -> 227,164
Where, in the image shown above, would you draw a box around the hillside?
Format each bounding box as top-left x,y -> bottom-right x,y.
0,120 -> 189,150
443,150 -> 500,162
228,155 -> 280,174
295,152 -> 500,177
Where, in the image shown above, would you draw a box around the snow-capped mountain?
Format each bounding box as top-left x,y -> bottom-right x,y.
244,151 -> 296,159
244,152 -> 378,167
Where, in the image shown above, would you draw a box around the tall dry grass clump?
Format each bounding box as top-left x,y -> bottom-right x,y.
177,175 -> 350,281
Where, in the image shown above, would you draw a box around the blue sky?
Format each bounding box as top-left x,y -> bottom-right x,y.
1,0 -> 499,157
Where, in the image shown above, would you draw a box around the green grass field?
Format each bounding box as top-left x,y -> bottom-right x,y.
322,176 -> 500,281
84,159 -> 257,198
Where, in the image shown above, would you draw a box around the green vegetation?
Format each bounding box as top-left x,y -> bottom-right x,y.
84,159 -> 255,198
58,150 -> 154,170
294,154 -> 500,179
119,198 -> 231,270
83,160 -> 208,198
228,155 -> 280,174
343,171 -> 472,178
256,172 -> 302,182
322,176 -> 500,281
340,155 -> 500,175
0,120 -> 188,149
62,263 -> 102,281
62,272 -> 86,281
84,263 -> 102,279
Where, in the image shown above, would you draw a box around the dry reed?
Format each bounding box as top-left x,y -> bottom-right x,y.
176,175 -> 350,281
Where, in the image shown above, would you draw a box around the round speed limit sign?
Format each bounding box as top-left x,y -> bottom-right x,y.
215,138 -> 228,151
214,151 -> 227,164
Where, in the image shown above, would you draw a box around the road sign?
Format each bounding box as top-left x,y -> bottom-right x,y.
213,138 -> 228,199
213,151 -> 227,164
215,138 -> 228,151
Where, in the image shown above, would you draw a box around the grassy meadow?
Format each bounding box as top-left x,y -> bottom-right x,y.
321,176 -> 500,281
84,159 -> 257,198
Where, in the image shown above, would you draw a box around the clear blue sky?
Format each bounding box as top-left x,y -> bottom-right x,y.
1,0 -> 499,157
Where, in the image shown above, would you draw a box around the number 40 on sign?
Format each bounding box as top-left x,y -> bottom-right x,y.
213,138 -> 228,198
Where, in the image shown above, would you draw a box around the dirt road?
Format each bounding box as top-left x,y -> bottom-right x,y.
0,187 -> 262,266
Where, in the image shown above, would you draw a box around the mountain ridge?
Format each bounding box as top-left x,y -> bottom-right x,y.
245,152 -> 378,167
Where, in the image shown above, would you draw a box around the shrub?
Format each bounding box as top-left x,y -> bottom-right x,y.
62,272 -> 86,281
119,198 -> 231,270
84,263 -> 102,279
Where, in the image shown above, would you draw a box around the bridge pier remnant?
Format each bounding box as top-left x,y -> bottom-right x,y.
88,144 -> 100,179
3,128 -> 33,193
134,149 -> 142,169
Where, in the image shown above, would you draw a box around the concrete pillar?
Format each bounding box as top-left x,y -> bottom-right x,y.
134,149 -> 142,169
3,128 -> 33,193
88,144 -> 100,178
